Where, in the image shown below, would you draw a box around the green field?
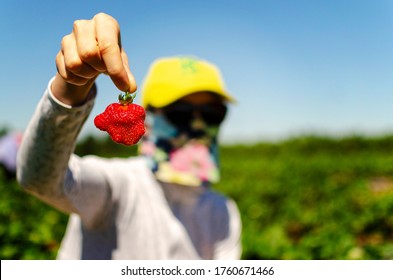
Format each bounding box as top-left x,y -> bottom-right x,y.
1,134 -> 393,259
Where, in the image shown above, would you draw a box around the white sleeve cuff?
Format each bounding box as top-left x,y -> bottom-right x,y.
47,76 -> 73,109
46,76 -> 97,109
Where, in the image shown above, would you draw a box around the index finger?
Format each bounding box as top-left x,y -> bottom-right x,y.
94,14 -> 131,92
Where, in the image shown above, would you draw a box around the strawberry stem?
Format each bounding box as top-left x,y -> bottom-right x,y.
118,91 -> 136,105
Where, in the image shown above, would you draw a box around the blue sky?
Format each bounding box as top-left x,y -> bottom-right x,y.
1,0 -> 393,143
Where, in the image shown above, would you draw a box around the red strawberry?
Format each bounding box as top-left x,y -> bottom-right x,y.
94,98 -> 146,146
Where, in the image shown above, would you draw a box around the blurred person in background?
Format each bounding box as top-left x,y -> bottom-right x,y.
0,132 -> 22,181
16,13 -> 241,259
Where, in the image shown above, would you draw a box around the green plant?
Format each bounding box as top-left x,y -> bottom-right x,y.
2,134 -> 393,259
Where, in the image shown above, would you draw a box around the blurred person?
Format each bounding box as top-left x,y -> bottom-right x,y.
16,13 -> 241,260
0,132 -> 22,180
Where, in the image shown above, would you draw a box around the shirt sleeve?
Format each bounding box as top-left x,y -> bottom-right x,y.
17,78 -> 112,228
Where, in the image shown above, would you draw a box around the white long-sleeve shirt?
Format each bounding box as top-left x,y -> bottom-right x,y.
16,78 -> 242,260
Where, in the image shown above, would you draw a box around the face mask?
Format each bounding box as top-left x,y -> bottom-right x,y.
139,112 -> 220,187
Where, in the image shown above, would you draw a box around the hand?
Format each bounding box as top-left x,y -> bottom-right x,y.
52,13 -> 136,105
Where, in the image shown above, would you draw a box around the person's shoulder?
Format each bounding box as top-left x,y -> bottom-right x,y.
201,188 -> 240,217
200,188 -> 235,210
203,187 -> 231,200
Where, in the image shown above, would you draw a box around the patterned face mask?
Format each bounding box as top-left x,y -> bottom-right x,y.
139,111 -> 220,187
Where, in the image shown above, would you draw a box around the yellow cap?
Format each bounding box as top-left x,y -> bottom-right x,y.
141,56 -> 235,108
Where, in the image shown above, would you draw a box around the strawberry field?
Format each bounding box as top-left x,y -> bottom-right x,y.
1,134 -> 393,259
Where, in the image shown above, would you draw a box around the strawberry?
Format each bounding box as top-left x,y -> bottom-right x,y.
94,92 -> 146,146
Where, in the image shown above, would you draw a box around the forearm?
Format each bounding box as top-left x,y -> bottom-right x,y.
17,77 -> 96,212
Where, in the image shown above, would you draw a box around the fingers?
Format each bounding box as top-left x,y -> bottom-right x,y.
63,34 -> 97,79
56,50 -> 87,86
57,22 -> 101,86
94,14 -> 134,92
73,19 -> 106,73
56,13 -> 136,92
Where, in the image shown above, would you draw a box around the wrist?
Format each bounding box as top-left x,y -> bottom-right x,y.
51,73 -> 97,106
